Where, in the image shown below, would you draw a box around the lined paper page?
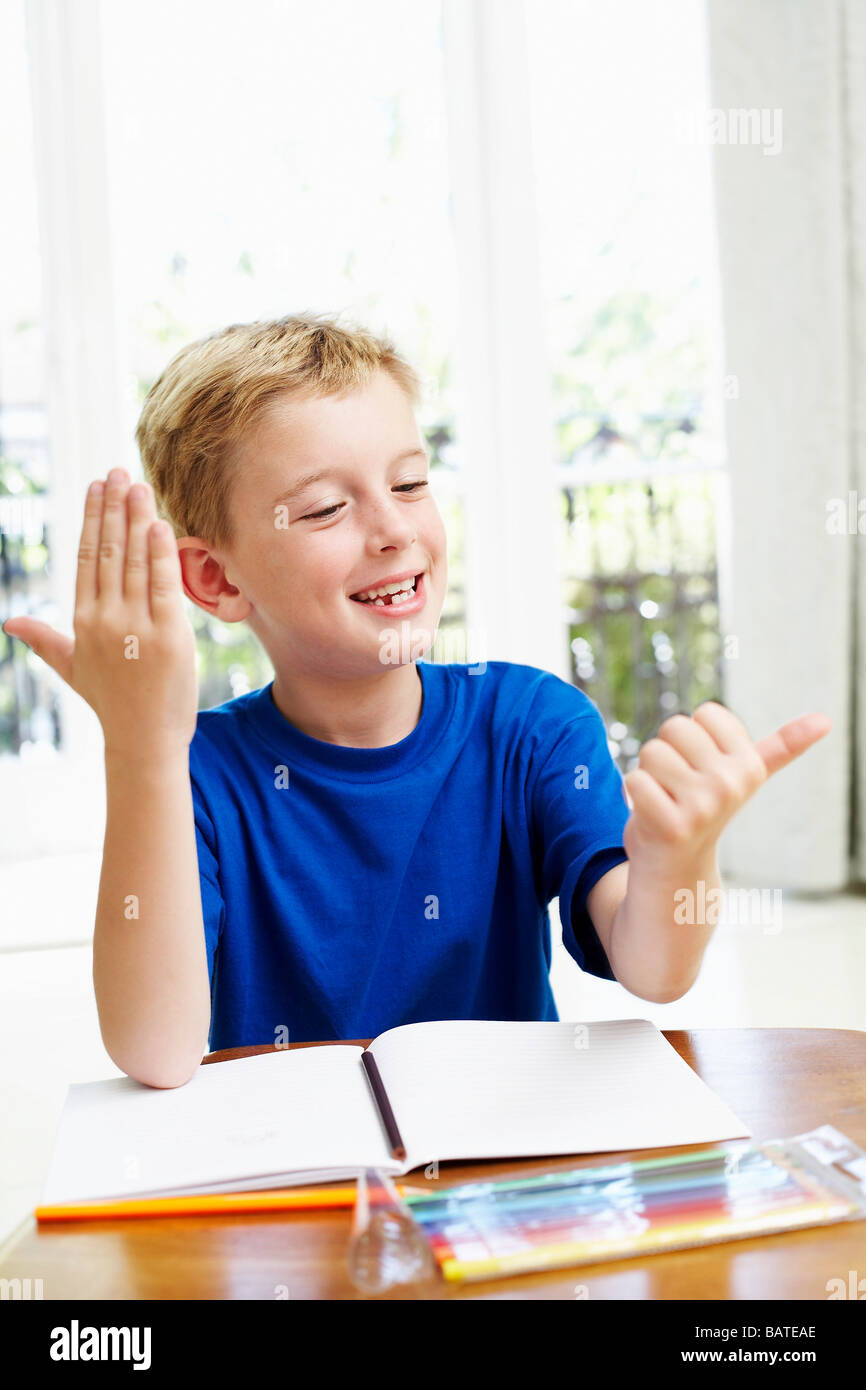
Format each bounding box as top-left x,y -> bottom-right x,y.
368,1020 -> 751,1173
41,1045 -> 391,1204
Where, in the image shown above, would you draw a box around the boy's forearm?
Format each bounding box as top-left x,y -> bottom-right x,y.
607,852 -> 721,1003
92,748 -> 211,1087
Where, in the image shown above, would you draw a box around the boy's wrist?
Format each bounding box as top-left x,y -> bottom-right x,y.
624,841 -> 721,894
104,739 -> 191,773
609,850 -> 721,1001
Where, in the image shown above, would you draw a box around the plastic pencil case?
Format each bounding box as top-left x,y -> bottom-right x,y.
401,1124 -> 866,1283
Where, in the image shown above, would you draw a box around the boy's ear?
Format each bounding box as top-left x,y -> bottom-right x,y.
175,537 -> 252,623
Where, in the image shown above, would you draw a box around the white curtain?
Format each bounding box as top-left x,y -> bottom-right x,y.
706,0 -> 865,890
850,1 -> 866,886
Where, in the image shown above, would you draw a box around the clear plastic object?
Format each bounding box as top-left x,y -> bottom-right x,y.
346,1168 -> 437,1294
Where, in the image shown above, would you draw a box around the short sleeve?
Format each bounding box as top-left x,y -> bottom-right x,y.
528,684 -> 629,982
189,770 -> 225,991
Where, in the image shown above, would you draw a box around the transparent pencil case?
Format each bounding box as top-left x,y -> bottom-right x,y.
400,1124 -> 866,1283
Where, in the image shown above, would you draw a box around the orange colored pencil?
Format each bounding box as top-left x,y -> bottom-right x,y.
35,1182 -> 426,1223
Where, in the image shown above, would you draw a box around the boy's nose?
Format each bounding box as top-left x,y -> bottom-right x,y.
365,508 -> 416,548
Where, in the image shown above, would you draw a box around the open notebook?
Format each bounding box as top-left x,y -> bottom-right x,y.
40,1019 -> 751,1206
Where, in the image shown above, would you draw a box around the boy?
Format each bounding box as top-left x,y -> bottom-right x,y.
2,313 -> 830,1089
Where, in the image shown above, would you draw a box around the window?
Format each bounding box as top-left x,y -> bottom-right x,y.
0,0 -> 57,759
99,0 -> 463,702
527,0 -> 727,768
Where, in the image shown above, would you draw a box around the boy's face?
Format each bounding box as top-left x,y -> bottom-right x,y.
202,370 -> 448,678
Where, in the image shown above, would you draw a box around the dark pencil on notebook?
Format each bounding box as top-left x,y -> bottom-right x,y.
360,1051 -> 407,1161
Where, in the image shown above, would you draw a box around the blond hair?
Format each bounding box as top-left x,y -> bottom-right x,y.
134,311 -> 424,549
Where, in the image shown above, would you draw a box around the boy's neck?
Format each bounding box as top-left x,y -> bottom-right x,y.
270,661 -> 423,749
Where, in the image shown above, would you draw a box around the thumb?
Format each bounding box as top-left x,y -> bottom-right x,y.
754,712 -> 832,778
3,617 -> 74,686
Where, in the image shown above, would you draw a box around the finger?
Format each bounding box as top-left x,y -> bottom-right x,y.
656,713 -> 723,771
691,701 -> 753,755
637,737 -> 697,801
74,480 -> 105,613
2,618 -> 74,685
755,713 -> 832,778
148,520 -> 183,619
623,768 -> 683,838
97,468 -> 130,603
125,482 -> 155,609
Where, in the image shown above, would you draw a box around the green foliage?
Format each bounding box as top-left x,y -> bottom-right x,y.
553,283 -> 723,758
0,452 -> 44,497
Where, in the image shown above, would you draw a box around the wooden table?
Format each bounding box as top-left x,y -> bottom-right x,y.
2,1029 -> 865,1300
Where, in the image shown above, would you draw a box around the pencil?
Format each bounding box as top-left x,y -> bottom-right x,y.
35,1181 -> 427,1223
360,1050 -> 407,1161
411,1145 -> 751,1204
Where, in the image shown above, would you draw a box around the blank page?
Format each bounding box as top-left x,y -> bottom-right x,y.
367,1019 -> 751,1173
41,1044 -> 392,1204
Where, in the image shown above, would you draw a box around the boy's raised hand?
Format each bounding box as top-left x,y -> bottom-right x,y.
2,468 -> 199,762
622,701 -> 832,870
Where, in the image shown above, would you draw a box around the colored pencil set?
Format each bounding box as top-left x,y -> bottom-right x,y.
400,1126 -> 866,1283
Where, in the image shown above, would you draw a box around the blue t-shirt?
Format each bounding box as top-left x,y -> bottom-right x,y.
189,659 -> 630,1051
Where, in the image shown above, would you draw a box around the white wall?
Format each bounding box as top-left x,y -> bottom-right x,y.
707,0 -> 857,890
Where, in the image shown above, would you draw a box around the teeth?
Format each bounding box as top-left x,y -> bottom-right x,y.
353,576 -> 417,602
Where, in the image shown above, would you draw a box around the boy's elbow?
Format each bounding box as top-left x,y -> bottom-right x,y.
643,984 -> 690,1005
137,1066 -> 201,1090
109,1047 -> 204,1090
612,970 -> 694,1004
127,1065 -> 200,1090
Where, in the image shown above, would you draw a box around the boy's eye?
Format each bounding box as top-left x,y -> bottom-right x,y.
303,481 -> 428,521
304,503 -> 343,520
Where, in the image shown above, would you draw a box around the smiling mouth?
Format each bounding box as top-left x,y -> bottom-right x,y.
349,573 -> 422,607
